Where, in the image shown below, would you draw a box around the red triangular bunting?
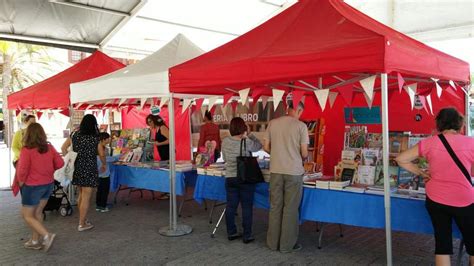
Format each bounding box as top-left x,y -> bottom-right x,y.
231,101 -> 238,113
36,111 -> 43,120
292,90 -> 305,109
388,89 -> 397,102
127,105 -> 134,114
337,84 -> 353,105
60,109 -> 70,117
397,73 -> 405,93
445,86 -> 462,100
223,93 -> 233,107
251,86 -> 266,102
15,110 -> 21,116
195,98 -> 204,112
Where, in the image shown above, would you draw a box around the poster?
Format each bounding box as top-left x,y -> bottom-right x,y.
344,107 -> 381,124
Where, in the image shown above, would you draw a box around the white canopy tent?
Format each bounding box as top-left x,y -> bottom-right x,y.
70,34 -> 203,104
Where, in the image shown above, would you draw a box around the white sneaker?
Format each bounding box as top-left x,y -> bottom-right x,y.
77,223 -> 94,232
42,233 -> 56,252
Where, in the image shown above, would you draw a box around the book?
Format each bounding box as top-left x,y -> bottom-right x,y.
389,132 -> 409,154
357,165 -> 376,185
361,148 -> 380,166
344,126 -> 368,149
367,133 -> 383,149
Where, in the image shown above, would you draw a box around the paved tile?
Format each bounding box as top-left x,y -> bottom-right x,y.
0,190 -> 467,265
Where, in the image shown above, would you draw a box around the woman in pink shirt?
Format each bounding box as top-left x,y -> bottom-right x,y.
16,123 -> 64,252
396,108 -> 474,265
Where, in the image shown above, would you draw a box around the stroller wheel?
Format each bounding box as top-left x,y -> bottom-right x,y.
67,206 -> 73,216
60,206 -> 68,217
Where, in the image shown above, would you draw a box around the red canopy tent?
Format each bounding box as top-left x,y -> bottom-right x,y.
169,0 -> 470,261
7,51 -> 125,110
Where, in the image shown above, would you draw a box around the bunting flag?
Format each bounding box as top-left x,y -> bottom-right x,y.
118,98 -> 127,107
102,109 -> 107,118
418,95 -> 429,114
272,89 -> 285,111
363,91 -> 374,109
152,98 -> 159,106
75,103 -> 83,110
127,98 -> 136,105
328,91 -> 338,108
195,98 -> 204,112
47,112 -> 54,120
15,110 -> 21,116
397,72 -> 405,93
251,86 -> 266,103
127,105 -> 134,114
182,98 -> 192,114
139,98 -> 147,110
314,89 -> 330,111
404,83 -> 417,110
434,80 -> 443,99
445,86 -> 462,100
159,97 -> 169,108
261,96 -> 269,110
59,109 -> 70,117
223,93 -> 234,107
460,85 -> 468,95
449,80 -> 457,90
292,90 -> 305,109
239,88 -> 251,106
36,111 -> 43,120
231,101 -> 238,112
359,75 -> 376,101
426,94 -> 434,115
337,84 -> 353,105
208,96 -> 218,111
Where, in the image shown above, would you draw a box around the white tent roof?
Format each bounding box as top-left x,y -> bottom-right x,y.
70,34 -> 203,104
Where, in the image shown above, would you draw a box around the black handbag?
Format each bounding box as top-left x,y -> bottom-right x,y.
438,134 -> 473,186
237,138 -> 264,184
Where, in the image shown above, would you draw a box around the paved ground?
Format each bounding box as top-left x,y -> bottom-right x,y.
0,189 -> 468,265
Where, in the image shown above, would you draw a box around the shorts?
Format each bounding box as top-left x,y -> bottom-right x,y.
20,183 -> 54,207
425,197 -> 474,255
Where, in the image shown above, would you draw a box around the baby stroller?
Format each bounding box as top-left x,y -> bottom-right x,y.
43,180 -> 73,218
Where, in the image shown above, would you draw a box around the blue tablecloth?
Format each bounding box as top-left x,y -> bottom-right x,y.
193,174 -> 270,209
110,165 -> 197,196
194,174 -> 461,237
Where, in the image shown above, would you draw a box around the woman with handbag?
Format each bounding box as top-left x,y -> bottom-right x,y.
221,117 -> 262,243
396,108 -> 474,266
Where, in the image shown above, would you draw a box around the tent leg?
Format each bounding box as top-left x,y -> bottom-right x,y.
381,73 -> 393,265
465,90 -> 470,136
159,93 -> 192,237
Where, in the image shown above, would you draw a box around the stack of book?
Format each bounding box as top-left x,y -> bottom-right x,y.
197,167 -> 207,175
316,180 -> 330,189
344,185 -> 366,193
206,163 -> 226,176
329,180 -> 351,190
175,161 -> 194,172
365,185 -> 397,195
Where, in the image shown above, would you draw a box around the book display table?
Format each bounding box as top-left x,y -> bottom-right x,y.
110,165 -> 197,213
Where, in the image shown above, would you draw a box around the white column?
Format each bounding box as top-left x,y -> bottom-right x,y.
465,90 -> 470,136
381,73 -> 392,265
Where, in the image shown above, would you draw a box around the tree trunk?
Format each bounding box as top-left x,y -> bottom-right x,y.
2,54 -> 12,147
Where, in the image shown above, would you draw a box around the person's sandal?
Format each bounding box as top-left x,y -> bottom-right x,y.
24,239 -> 42,250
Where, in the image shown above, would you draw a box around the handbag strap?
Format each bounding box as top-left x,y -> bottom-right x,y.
438,134 -> 473,186
240,138 -> 247,156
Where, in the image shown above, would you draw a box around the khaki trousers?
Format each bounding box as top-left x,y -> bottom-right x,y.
266,173 -> 303,252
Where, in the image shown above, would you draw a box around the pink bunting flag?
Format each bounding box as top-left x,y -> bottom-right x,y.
292,90 -> 305,109
36,111 -> 43,120
195,98 -> 204,112
127,105 -> 134,114
337,84 -> 353,105
418,95 -> 430,114
223,93 -> 234,107
47,112 -> 54,120
397,72 -> 405,93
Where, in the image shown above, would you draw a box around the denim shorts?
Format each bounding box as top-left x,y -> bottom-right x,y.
20,183 -> 54,207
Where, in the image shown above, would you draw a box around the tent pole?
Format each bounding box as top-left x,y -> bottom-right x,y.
8,110 -> 14,187
159,92 -> 192,236
381,73 -> 392,265
68,104 -> 77,205
465,90 -> 470,136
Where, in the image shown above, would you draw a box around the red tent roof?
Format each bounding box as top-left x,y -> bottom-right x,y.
8,51 -> 125,110
170,0 -> 470,94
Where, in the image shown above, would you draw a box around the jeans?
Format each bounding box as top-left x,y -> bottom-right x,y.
225,177 -> 255,239
96,177 -> 110,208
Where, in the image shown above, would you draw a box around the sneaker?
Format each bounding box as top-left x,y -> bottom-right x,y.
95,207 -> 103,212
42,233 -> 56,252
24,239 -> 42,250
280,243 -> 302,253
78,223 -> 94,232
100,207 -> 110,213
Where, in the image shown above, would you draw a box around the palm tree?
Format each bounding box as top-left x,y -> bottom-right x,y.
0,41 -> 61,145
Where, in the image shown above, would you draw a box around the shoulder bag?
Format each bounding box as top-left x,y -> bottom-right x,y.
237,138 -> 264,184
438,134 -> 473,186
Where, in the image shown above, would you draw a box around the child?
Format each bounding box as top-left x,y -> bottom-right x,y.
96,132 -> 114,212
